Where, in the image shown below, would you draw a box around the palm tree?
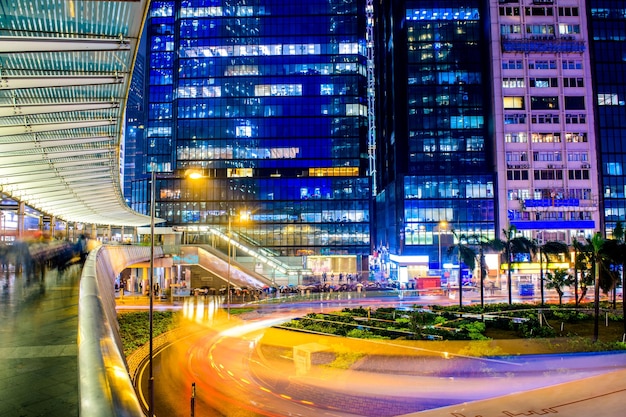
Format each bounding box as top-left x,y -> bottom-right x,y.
545,268 -> 572,305
572,239 -> 581,307
447,231 -> 477,310
537,241 -> 569,306
581,232 -> 619,342
589,233 -> 606,342
572,238 -> 596,306
501,225 -> 537,304
469,234 -> 504,308
601,221 -> 626,334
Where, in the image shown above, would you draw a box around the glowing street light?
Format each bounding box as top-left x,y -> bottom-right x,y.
185,169 -> 235,317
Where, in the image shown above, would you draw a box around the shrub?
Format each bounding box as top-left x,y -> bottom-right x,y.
346,329 -> 390,340
515,318 -> 557,338
547,307 -> 590,323
459,321 -> 489,340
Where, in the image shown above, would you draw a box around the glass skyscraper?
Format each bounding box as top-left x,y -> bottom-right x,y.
133,1 -> 371,263
373,0 -> 496,282
588,2 -> 626,236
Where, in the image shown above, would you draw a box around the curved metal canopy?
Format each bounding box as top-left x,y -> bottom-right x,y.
0,0 -> 153,227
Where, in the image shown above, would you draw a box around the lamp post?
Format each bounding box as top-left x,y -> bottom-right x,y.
185,169 -> 233,316
148,169 -> 155,417
226,210 -> 231,318
437,221 -> 448,270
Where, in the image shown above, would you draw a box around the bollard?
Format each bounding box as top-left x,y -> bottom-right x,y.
191,382 -> 196,417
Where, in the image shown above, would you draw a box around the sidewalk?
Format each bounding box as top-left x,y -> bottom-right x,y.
0,265 -> 82,417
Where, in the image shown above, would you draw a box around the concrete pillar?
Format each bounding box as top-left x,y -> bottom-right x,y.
164,265 -> 171,290
142,267 -> 149,295
17,202 -> 25,239
50,216 -> 55,238
91,224 -> 97,240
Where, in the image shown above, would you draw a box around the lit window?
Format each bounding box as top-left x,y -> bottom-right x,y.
503,96 -> 524,109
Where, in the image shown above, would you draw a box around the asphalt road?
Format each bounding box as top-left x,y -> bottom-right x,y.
134,296 -> 626,417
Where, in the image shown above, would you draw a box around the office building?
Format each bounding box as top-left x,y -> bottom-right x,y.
127,0 -> 619,287
373,0 -> 496,284
588,2 -> 626,237
131,0 -> 372,274
491,0 -> 600,246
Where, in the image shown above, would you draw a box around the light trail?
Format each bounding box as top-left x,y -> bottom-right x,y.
136,296 -> 626,417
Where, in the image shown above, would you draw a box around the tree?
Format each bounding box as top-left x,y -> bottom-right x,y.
600,221 -> 626,334
501,225 -> 537,304
469,234 -> 504,308
589,233 -> 605,342
447,231 -> 476,310
545,268 -> 572,305
537,241 -> 569,306
572,239 -> 583,307
574,232 -> 624,341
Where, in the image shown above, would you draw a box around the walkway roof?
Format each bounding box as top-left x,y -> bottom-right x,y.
0,0 -> 153,227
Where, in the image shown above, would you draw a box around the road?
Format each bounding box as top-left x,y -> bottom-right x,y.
135,295 -> 626,417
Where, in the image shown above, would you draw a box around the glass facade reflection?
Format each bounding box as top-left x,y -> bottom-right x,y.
133,0 -> 371,256
374,0 -> 496,266
589,2 -> 626,235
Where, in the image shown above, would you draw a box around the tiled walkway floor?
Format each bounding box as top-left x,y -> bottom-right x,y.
0,265 -> 81,417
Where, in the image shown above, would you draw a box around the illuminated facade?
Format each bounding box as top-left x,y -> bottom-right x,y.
373,0 -> 496,280
588,2 -> 626,236
491,0 -> 600,245
132,0 -> 371,257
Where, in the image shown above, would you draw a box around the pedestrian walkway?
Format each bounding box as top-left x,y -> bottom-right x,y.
0,265 -> 82,417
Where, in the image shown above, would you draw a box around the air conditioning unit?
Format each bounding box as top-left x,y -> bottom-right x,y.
547,164 -> 554,169
582,163 -> 590,168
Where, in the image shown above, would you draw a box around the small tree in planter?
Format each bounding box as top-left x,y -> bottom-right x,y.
545,268 -> 572,305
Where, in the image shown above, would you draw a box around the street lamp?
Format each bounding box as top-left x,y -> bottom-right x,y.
148,168 -> 155,417
437,220 -> 448,270
226,210 -> 231,318
224,209 -> 250,316
185,169 -> 234,317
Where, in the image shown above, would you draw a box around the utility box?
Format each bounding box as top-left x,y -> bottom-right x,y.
519,283 -> 535,297
293,343 -> 333,376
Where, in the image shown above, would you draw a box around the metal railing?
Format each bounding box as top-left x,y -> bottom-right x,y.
78,245 -> 163,417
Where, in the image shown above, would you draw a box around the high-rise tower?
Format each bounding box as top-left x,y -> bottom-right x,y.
491,0 -> 600,246
588,2 -> 626,237
373,0 -> 496,284
133,1 -> 371,268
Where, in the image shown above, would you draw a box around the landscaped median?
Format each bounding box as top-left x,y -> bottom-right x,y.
245,303 -> 626,416
263,303 -> 626,361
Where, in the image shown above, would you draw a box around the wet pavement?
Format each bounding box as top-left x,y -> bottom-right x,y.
0,265 -> 81,417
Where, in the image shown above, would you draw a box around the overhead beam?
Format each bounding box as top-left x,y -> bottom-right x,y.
0,167 -> 110,183
0,160 -> 112,174
0,36 -> 131,53
0,142 -> 115,156
0,102 -> 119,118
0,119 -> 116,137
2,173 -> 115,192
0,75 -> 125,90
0,136 -> 115,151
0,148 -> 115,164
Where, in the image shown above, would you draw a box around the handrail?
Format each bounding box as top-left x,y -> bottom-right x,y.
208,227 -> 306,276
78,245 -> 163,417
